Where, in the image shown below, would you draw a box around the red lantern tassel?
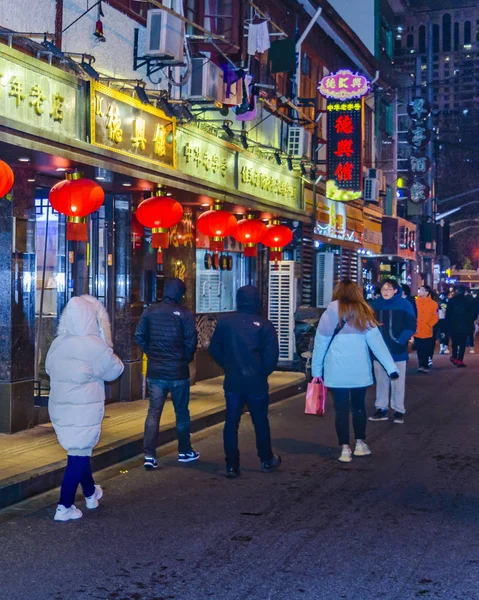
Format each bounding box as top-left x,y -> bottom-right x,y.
157,248 -> 163,265
67,219 -> 88,242
210,239 -> 224,252
270,249 -> 282,262
244,245 -> 257,258
152,231 -> 169,249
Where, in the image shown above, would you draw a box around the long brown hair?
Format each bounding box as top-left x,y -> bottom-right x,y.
332,279 -> 379,331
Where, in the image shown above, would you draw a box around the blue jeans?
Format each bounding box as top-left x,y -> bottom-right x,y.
144,378 -> 192,457
224,392 -> 274,467
59,455 -> 95,508
330,387 -> 368,446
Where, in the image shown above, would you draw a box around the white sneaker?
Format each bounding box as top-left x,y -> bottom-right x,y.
469,348 -> 475,354
85,485 -> 103,510
338,445 -> 352,463
354,440 -> 372,457
444,348 -> 450,354
54,504 -> 83,522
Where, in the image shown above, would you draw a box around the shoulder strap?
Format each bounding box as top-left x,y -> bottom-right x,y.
324,318 -> 345,359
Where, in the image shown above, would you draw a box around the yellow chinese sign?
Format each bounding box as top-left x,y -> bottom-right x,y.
237,156 -> 301,209
176,128 -> 235,189
91,82 -> 175,169
0,45 -> 79,139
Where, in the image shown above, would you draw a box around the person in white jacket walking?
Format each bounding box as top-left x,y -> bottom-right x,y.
312,280 -> 398,463
46,295 -> 124,522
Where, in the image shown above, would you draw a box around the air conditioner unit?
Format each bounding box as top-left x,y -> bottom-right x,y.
287,126 -> 306,158
182,57 -> 224,103
316,252 -> 334,308
364,177 -> 380,202
145,8 -> 185,61
268,261 -> 297,362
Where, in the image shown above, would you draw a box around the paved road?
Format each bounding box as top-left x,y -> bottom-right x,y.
1,354 -> 479,600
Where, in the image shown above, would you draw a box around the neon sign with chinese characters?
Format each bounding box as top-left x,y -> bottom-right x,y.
325,102 -> 363,202
318,70 -> 370,100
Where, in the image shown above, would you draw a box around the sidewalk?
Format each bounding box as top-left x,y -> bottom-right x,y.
0,371 -> 305,509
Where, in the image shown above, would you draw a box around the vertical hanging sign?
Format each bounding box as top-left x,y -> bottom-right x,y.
318,70 -> 370,202
406,97 -> 432,204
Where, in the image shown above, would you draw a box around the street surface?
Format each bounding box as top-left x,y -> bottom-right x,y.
1,354 -> 479,600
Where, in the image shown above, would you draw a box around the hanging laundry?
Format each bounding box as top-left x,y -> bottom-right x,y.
234,76 -> 258,122
247,21 -> 271,55
268,38 -> 296,73
220,64 -> 245,106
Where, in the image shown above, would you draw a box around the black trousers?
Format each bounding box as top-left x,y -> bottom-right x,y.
415,337 -> 432,369
451,334 -> 467,361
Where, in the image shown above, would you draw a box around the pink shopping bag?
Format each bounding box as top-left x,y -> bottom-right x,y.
305,377 -> 328,416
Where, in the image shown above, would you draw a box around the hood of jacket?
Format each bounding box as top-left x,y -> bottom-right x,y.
371,291 -> 404,311
163,278 -> 186,303
58,296 -> 103,338
416,295 -> 436,309
237,286 -> 261,314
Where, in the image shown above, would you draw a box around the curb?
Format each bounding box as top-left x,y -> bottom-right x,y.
0,378 -> 306,510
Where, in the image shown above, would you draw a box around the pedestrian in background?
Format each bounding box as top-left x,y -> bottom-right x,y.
437,292 -> 450,354
370,279 -> 416,424
47,296 -> 124,522
135,278 -> 199,469
402,284 -> 417,317
312,280 -> 398,463
446,286 -> 477,367
464,288 -> 478,354
209,286 -> 281,478
414,285 -> 439,373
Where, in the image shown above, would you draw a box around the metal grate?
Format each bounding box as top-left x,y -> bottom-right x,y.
268,261 -> 296,362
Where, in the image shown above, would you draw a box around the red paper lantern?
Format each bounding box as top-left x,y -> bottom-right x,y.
136,194 -> 184,264
0,160 -> 14,198
233,215 -> 267,257
49,173 -> 104,241
197,204 -> 236,252
262,222 -> 293,262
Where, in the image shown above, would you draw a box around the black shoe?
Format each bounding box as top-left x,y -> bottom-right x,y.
226,465 -> 241,478
369,409 -> 388,422
261,455 -> 282,473
393,411 -> 404,424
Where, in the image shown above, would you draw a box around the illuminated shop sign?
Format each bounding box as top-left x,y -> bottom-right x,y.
314,197 -> 363,245
0,45 -> 80,139
325,102 -> 363,201
406,97 -> 431,205
90,82 -> 175,169
318,70 -> 370,101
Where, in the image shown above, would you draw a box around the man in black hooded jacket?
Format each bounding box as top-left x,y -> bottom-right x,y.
135,278 -> 199,468
209,285 -> 281,478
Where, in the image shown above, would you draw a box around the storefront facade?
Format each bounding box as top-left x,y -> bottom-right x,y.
0,45 -> 307,433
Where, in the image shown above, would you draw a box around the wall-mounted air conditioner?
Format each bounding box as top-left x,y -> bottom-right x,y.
287,126 -> 306,158
145,8 -> 185,61
182,57 -> 224,103
364,177 -> 380,202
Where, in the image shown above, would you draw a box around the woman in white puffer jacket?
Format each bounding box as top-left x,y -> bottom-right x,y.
46,295 -> 124,522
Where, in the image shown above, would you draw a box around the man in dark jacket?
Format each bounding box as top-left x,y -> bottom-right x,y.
370,279 -> 416,424
135,278 -> 198,468
446,286 -> 477,367
209,286 -> 281,478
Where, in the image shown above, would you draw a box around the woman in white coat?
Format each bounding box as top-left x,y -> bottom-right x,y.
312,280 -> 398,463
46,295 -> 124,522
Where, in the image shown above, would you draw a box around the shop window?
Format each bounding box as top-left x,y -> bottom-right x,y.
464,21 -> 472,45
433,24 -> 440,53
196,250 -> 245,313
419,25 -> 426,53
442,14 -> 451,52
454,22 -> 460,50
35,196 -> 66,393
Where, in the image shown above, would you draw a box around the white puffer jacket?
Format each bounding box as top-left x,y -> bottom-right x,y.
46,296 -> 124,456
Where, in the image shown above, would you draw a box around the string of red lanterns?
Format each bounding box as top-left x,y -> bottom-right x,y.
232,214 -> 267,257
261,219 -> 293,262
49,172 -> 105,241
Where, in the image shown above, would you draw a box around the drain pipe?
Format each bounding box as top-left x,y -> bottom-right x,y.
295,7 -> 322,100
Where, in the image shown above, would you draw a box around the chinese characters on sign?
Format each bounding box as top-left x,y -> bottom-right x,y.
183,142 -> 228,177
0,45 -> 78,138
325,101 -> 363,201
406,96 -> 432,205
91,82 -> 175,169
318,70 -> 370,101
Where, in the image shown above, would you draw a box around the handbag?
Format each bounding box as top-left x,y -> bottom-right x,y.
304,319 -> 345,417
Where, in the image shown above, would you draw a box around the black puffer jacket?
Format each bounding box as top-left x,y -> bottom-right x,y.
446,292 -> 478,335
209,286 -> 279,394
134,279 -> 197,380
